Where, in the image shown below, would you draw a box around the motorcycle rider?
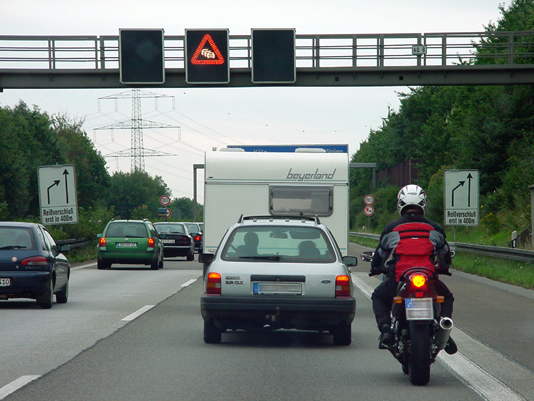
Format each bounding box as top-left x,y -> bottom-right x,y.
370,184 -> 457,354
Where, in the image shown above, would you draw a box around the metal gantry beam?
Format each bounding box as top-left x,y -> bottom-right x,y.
1,31 -> 534,88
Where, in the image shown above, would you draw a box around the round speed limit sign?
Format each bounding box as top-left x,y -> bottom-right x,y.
159,195 -> 171,207
364,194 -> 375,205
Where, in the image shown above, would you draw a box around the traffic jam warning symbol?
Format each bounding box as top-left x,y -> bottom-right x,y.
185,29 -> 229,84
191,34 -> 225,65
363,205 -> 375,217
363,194 -> 375,216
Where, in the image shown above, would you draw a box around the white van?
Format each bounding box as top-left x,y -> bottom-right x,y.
202,148 -> 349,259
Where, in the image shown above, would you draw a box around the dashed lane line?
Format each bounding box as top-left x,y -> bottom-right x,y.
120,305 -> 155,322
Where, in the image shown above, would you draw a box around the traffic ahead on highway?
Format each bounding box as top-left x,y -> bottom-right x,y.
1,1 -> 534,400
1,145 -> 533,401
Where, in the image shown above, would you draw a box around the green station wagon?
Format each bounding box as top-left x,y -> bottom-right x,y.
96,219 -> 164,270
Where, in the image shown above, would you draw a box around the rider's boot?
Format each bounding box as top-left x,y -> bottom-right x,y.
444,336 -> 458,355
378,324 -> 394,349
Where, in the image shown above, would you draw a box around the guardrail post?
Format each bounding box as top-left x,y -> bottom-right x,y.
530,184 -> 534,247
99,36 -> 106,69
352,37 -> 357,68
508,33 -> 514,64
442,34 -> 447,66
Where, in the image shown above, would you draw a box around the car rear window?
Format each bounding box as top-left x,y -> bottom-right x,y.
0,227 -> 36,250
106,223 -> 147,238
155,224 -> 185,234
221,225 -> 336,263
185,223 -> 199,233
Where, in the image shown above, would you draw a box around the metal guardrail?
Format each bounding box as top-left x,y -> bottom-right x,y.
349,232 -> 534,263
1,31 -> 533,70
56,238 -> 91,251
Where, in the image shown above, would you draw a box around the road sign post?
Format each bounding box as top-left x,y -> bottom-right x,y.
38,165 -> 78,225
185,29 -> 229,84
252,28 -> 296,84
444,170 -> 479,226
119,29 -> 165,84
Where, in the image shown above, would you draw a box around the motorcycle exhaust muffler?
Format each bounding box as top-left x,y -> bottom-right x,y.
434,317 -> 454,350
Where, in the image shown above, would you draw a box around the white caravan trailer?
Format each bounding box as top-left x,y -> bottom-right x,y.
202,148 -> 349,257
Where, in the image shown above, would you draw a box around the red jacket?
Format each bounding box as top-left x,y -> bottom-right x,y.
371,214 -> 451,281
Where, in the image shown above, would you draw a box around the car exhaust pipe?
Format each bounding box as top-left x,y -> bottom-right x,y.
434,317 -> 454,350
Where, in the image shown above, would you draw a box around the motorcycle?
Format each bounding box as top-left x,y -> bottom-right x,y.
369,263 -> 453,386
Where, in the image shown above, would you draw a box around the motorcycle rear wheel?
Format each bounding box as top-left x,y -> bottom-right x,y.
408,322 -> 431,385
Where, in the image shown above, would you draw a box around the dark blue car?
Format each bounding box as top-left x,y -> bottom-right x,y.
0,222 -> 70,308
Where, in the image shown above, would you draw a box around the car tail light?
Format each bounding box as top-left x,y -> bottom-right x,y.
21,256 -> 49,270
98,237 -> 107,247
194,235 -> 201,242
206,272 -> 221,295
335,275 -> 351,297
409,273 -> 427,288
147,237 -> 156,248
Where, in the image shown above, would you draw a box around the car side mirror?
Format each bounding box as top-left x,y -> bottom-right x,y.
58,244 -> 71,253
342,256 -> 358,267
96,233 -> 103,239
199,253 -> 214,265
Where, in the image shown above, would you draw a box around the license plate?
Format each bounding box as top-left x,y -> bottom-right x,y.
162,239 -> 175,244
116,242 -> 137,248
252,282 -> 302,295
405,298 -> 433,320
0,278 -> 11,287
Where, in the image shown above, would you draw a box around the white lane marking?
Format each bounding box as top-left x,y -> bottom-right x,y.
438,353 -> 526,401
351,275 -> 526,401
121,305 -> 155,322
181,278 -> 198,288
71,262 -> 96,271
0,375 -> 40,400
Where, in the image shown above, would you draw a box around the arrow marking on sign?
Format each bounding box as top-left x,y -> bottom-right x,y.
47,180 -> 60,204
467,173 -> 473,207
451,181 -> 465,207
63,169 -> 69,203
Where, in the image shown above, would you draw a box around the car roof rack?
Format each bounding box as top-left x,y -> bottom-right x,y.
237,215 -> 320,224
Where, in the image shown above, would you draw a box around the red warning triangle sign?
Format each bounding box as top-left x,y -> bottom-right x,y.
191,34 -> 225,65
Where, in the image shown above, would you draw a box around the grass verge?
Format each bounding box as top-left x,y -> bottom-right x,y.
349,236 -> 534,289
66,244 -> 97,264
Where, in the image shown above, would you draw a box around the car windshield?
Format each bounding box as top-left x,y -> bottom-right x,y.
155,224 -> 185,234
0,227 -> 35,250
106,223 -> 147,238
221,225 -> 336,263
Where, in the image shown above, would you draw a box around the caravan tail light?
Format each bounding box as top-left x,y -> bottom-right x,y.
206,272 -> 222,295
335,275 -> 351,297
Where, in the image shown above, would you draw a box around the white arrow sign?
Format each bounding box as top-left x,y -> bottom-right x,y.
444,170 -> 479,226
38,165 -> 78,225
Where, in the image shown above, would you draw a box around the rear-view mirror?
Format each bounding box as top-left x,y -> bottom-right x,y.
342,256 -> 358,267
289,229 -> 320,239
96,233 -> 103,239
199,253 -> 214,265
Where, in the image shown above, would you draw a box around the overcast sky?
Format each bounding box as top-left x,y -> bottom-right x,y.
0,0 -> 511,202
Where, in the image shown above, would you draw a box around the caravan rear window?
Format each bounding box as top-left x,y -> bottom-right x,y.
269,186 -> 333,217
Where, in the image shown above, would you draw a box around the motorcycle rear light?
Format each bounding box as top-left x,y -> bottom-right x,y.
410,273 -> 427,288
436,296 -> 445,303
21,256 -> 49,270
335,275 -> 351,297
147,238 -> 156,248
206,272 -> 221,295
98,237 -> 107,247
415,291 -> 425,298
393,296 -> 403,304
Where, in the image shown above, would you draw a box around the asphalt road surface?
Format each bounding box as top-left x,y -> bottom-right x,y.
0,247 -> 532,401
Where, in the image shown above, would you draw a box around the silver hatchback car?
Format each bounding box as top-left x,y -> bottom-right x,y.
200,216 -> 357,345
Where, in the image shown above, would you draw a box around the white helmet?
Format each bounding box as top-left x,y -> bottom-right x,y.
397,184 -> 426,215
